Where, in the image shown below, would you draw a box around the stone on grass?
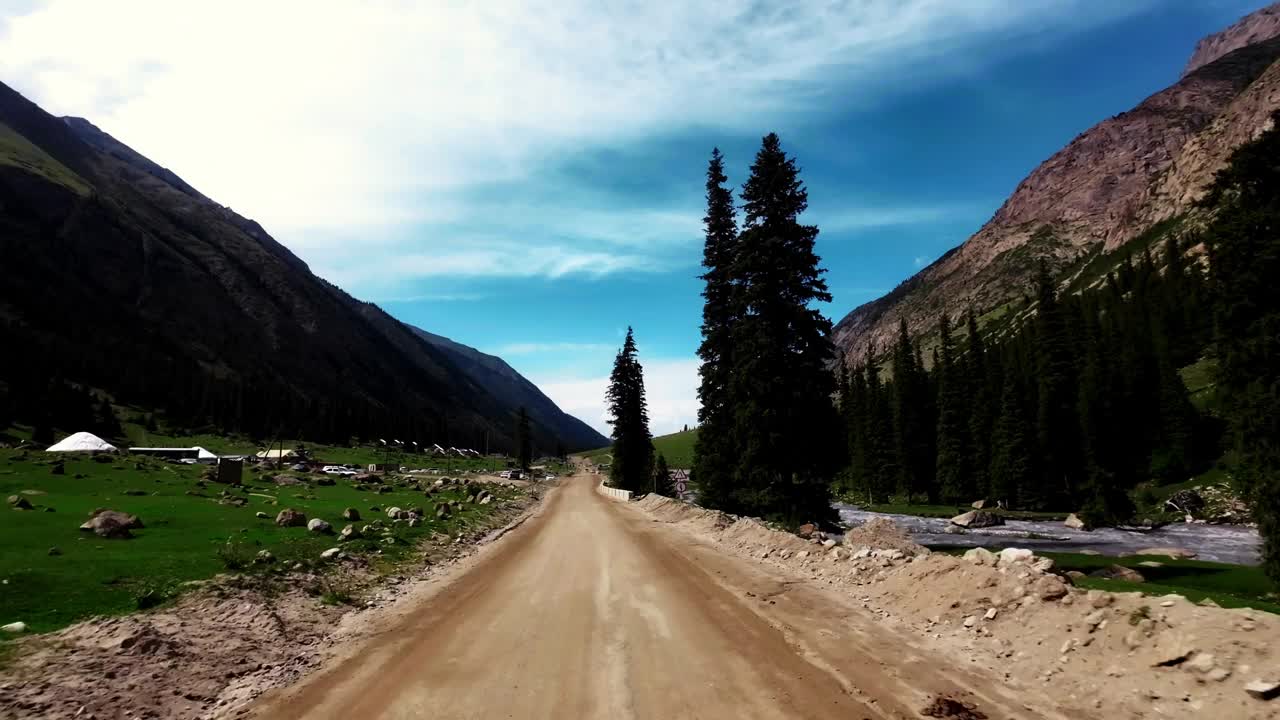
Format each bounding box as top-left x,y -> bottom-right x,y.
275,508 -> 307,527
1134,547 -> 1197,560
79,511 -> 139,539
385,506 -> 403,520
48,546 -> 61,556
342,507 -> 361,521
407,517 -> 421,528
950,510 -> 1004,528
307,518 -> 333,535
1090,565 -> 1145,583
1,622 -> 26,633
254,550 -> 275,564
255,511 -> 270,519
339,524 -> 361,542
7,495 -> 33,510
319,548 -> 342,561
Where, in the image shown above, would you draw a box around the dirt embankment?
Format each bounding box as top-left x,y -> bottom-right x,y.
0,494 -> 541,720
634,494 -> 1280,719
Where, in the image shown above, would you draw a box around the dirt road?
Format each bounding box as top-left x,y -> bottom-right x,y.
247,475 -> 1091,719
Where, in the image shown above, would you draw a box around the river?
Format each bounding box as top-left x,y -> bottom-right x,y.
834,503 -> 1262,565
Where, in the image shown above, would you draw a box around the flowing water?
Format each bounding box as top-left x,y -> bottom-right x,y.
834,503 -> 1262,565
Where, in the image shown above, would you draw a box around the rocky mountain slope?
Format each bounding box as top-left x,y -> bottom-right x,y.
833,3 -> 1280,363
0,81 -> 606,452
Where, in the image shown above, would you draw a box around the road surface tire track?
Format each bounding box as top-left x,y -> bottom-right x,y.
244,476 -> 1093,719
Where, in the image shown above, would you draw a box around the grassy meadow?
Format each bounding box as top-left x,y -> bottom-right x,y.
0,448 -> 522,636
582,428 -> 697,469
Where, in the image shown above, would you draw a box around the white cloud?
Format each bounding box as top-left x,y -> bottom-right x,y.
914,255 -> 931,268
814,204 -> 978,232
533,357 -> 701,438
0,1 -> 1154,289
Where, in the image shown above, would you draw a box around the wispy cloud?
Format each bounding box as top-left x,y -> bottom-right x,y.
0,0 -> 1156,291
914,255 -> 931,268
494,342 -> 617,356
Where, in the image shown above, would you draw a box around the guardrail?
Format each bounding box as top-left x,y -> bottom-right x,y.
597,481 -> 632,502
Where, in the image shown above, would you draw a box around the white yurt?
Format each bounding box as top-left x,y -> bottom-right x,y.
46,431 -> 118,453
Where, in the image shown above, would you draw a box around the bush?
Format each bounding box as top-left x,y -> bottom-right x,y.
215,538 -> 254,570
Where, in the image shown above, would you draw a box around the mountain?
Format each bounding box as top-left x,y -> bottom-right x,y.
406,326 -> 607,451
0,81 -> 606,452
832,3 -> 1280,363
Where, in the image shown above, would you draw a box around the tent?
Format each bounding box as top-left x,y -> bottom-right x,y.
47,432 -> 117,453
195,446 -> 219,464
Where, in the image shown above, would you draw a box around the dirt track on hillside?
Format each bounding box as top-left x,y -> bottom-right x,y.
245,475 -> 1091,719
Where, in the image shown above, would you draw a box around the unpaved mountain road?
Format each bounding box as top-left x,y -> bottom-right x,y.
246,475 -> 1091,719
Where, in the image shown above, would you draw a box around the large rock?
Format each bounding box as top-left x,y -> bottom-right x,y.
1,621 -> 26,633
7,495 -> 33,510
342,507 -> 361,521
997,548 -> 1035,566
307,518 -> 333,534
1134,546 -> 1197,559
950,510 -> 1005,529
79,510 -> 143,539
796,523 -> 817,539
970,499 -> 987,509
1245,680 -> 1280,701
385,506 -> 404,520
339,524 -> 361,542
1064,513 -> 1087,530
320,548 -> 342,561
1090,564 -> 1146,583
1163,489 -> 1206,515
275,508 -> 307,527
962,547 -> 996,566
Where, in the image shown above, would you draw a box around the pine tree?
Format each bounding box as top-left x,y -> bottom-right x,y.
891,320 -> 935,503
964,310 -> 995,499
1204,111 -> 1280,584
1031,262 -> 1080,510
990,380 -> 1033,509
725,133 -> 836,524
864,356 -> 898,503
515,406 -> 533,470
692,148 -> 741,510
1076,304 -> 1133,526
934,314 -> 972,504
653,453 -> 675,496
606,328 -> 654,494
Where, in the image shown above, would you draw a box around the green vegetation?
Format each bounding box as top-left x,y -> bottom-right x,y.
0,121 -> 91,195
0,448 -> 520,636
1179,356 -> 1221,412
1039,551 -> 1280,614
582,427 -> 697,470
604,328 -> 654,493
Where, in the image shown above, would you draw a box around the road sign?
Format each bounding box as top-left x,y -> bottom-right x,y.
675,479 -> 687,496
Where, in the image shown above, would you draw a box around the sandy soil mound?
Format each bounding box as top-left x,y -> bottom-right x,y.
633,494 -> 1280,719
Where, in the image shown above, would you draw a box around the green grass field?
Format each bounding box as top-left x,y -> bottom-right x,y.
0,448 -> 520,636
1041,551 -> 1280,614
582,428 -> 697,469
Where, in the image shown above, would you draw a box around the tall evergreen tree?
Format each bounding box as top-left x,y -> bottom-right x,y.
864,355 -> 898,503
653,453 -> 675,496
891,320 -> 935,503
1031,262 -> 1080,510
1204,111 -> 1280,584
692,148 -> 741,509
723,133 -> 836,523
934,314 -> 972,503
606,328 -> 654,494
964,310 -> 995,499
990,379 -> 1034,509
515,406 -> 533,470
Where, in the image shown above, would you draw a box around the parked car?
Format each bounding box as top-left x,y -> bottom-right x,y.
498,470 -> 512,479
322,465 -> 357,476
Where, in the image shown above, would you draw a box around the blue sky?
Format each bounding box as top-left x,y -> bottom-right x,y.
0,0 -> 1269,436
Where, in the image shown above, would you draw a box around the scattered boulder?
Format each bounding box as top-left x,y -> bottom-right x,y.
1090,565 -> 1145,583
970,499 -> 987,509
79,513 -> 135,539
273,475 -> 305,486
407,517 -> 421,528
797,523 -> 817,539
338,524 -> 361,542
307,518 -> 333,534
319,548 -> 342,561
1065,570 -> 1087,583
255,511 -> 270,519
1163,489 -> 1206,516
7,495 -> 32,510
254,550 -> 275,564
1087,590 -> 1113,608
943,524 -> 967,535
1185,652 -> 1217,674
950,510 -> 1004,529
1064,513 -> 1086,530
1,622 -> 27,633
480,495 -> 493,505
1134,547 -> 1197,560
47,546 -> 61,556
385,506 -> 403,520
1033,575 -> 1069,601
1245,680 -> 1280,701
342,507 -> 361,521
962,547 -> 996,566
997,548 -> 1034,566
275,508 -> 307,527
